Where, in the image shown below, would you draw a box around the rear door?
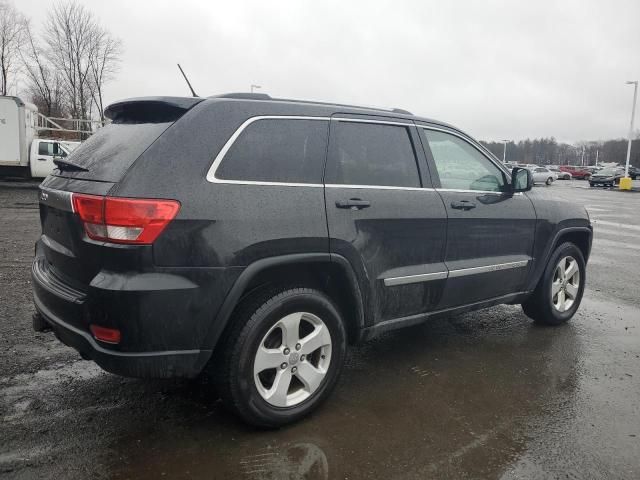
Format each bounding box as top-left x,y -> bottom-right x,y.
324,116 -> 447,324
418,126 -> 536,308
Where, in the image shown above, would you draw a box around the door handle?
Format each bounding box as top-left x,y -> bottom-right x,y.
451,200 -> 476,210
336,198 -> 371,210
38,158 -> 48,162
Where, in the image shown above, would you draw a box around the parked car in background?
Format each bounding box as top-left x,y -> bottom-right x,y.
528,166 -> 557,185
549,167 -> 572,180
626,165 -> 639,180
560,165 -> 592,180
589,167 -> 626,187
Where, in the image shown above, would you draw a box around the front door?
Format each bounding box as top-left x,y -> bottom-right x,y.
418,127 -> 537,308
31,140 -> 66,178
324,117 -> 448,324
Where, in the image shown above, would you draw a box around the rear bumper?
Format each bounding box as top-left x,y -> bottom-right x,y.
31,248 -> 217,379
34,293 -> 208,378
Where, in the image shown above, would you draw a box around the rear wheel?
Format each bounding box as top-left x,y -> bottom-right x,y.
545,177 -> 553,185
522,242 -> 585,326
212,286 -> 346,428
584,174 -> 592,181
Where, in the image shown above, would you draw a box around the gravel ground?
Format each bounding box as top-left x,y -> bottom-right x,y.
1,178 -> 639,479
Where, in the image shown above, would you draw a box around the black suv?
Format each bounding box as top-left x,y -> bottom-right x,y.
32,94 -> 592,427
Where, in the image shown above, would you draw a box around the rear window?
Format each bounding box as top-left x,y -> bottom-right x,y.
215,118 -> 328,184
56,122 -> 171,182
326,122 -> 421,188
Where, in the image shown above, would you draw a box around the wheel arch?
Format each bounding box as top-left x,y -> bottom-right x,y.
526,226 -> 593,292
199,253 -> 365,362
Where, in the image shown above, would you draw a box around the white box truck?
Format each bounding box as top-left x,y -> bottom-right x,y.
0,96 -> 80,178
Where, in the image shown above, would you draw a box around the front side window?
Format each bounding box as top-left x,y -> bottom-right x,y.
216,119 -> 328,184
327,121 -> 421,188
423,130 -> 506,192
38,142 -> 53,156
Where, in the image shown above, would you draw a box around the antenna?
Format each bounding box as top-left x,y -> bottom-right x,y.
177,63 -> 198,97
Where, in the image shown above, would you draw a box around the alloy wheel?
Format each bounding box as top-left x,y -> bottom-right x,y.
551,256 -> 580,312
253,312 -> 332,407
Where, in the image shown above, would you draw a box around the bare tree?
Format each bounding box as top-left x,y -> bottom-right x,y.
44,1 -> 95,123
42,1 -> 121,130
0,0 -> 27,95
20,22 -> 65,117
87,26 -> 121,121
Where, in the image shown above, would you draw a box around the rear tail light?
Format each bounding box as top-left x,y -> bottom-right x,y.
72,194 -> 180,244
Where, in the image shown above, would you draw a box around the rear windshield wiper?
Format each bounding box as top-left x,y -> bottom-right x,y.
53,158 -> 89,172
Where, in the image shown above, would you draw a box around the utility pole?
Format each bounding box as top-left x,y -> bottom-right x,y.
595,149 -> 599,167
250,84 -> 262,93
502,140 -> 510,163
580,146 -> 585,166
620,81 -> 638,190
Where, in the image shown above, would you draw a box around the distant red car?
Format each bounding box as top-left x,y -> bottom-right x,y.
559,166 -> 591,179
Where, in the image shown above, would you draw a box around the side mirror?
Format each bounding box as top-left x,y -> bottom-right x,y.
511,167 -> 533,193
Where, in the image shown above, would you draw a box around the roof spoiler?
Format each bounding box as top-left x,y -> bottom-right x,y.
105,97 -> 204,123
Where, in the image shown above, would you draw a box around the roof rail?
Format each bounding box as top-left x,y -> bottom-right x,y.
211,93 -> 272,100
209,92 -> 414,116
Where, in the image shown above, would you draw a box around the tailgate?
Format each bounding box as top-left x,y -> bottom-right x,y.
37,177 -> 116,289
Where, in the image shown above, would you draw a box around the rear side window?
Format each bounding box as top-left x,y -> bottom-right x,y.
326,121 -> 421,188
215,119 -> 329,184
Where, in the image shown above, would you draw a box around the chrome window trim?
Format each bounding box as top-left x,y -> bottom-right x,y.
325,184 -> 434,192
383,260 -> 529,286
332,117 -> 414,127
435,187 -> 522,196
206,115 -> 330,185
384,271 -> 448,287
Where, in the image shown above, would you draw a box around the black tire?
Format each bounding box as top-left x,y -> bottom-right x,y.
545,177 -> 553,185
522,242 -> 586,326
211,286 -> 347,428
589,182 -> 595,187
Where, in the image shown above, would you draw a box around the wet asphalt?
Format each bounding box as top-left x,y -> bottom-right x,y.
0,178 -> 639,479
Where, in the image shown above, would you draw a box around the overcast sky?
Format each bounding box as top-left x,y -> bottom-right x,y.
17,0 -> 640,142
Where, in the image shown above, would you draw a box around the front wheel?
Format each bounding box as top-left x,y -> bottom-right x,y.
212,286 -> 347,428
522,242 -> 586,325
545,177 -> 554,185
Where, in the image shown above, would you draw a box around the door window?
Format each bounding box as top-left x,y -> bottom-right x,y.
423,130 -> 506,192
326,121 -> 421,188
38,142 -> 66,157
38,142 -> 53,156
216,118 -> 328,184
